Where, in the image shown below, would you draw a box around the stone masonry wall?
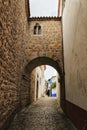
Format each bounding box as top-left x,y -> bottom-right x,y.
29,69 -> 36,103
26,18 -> 63,70
0,0 -> 29,129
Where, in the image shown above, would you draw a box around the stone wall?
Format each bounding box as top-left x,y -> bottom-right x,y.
26,17 -> 63,70
29,69 -> 36,103
0,0 -> 29,129
63,0 -> 87,129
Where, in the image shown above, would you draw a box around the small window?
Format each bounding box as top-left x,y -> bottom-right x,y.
34,23 -> 41,35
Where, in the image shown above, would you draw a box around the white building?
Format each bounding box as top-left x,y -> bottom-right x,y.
48,73 -> 60,100
35,65 -> 46,99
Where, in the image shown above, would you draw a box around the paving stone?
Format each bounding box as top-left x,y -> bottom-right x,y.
7,97 -> 77,130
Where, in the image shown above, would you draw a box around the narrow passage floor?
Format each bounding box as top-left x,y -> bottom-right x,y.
8,97 -> 77,130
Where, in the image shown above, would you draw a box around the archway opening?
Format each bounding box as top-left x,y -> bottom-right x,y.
29,65 -> 61,104
20,57 -> 65,111
44,65 -> 60,99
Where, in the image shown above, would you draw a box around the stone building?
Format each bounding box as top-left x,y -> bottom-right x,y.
0,0 -> 63,126
26,17 -> 62,65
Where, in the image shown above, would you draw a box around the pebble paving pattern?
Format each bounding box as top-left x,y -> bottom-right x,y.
8,97 -> 77,130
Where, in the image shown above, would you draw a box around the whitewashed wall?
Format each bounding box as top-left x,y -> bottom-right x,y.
63,0 -> 87,110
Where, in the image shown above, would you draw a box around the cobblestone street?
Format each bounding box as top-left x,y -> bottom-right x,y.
8,97 -> 77,130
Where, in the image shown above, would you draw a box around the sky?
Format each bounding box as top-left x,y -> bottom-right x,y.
44,65 -> 57,80
30,0 -> 58,17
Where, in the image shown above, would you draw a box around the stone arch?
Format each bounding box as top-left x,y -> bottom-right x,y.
20,56 -> 65,111
25,56 -> 62,76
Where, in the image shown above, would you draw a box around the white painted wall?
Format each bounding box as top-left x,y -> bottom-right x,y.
63,0 -> 87,110
56,73 -> 60,100
50,74 -> 60,99
35,66 -> 45,98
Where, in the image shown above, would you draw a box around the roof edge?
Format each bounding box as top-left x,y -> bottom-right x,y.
29,16 -> 61,21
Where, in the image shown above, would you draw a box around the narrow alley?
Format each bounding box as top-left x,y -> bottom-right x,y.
1,0 -> 87,130
7,97 -> 76,130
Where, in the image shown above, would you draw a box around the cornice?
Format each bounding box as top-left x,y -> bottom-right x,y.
29,16 -> 61,21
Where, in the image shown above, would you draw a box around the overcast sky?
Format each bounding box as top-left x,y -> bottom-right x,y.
44,65 -> 57,80
30,0 -> 58,17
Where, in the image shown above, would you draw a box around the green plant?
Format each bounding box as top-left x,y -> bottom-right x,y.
50,82 -> 56,89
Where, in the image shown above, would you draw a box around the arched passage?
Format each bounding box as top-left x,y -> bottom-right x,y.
20,57 -> 65,111
25,57 -> 62,75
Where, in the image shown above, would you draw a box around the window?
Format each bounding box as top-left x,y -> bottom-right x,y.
34,23 -> 41,35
